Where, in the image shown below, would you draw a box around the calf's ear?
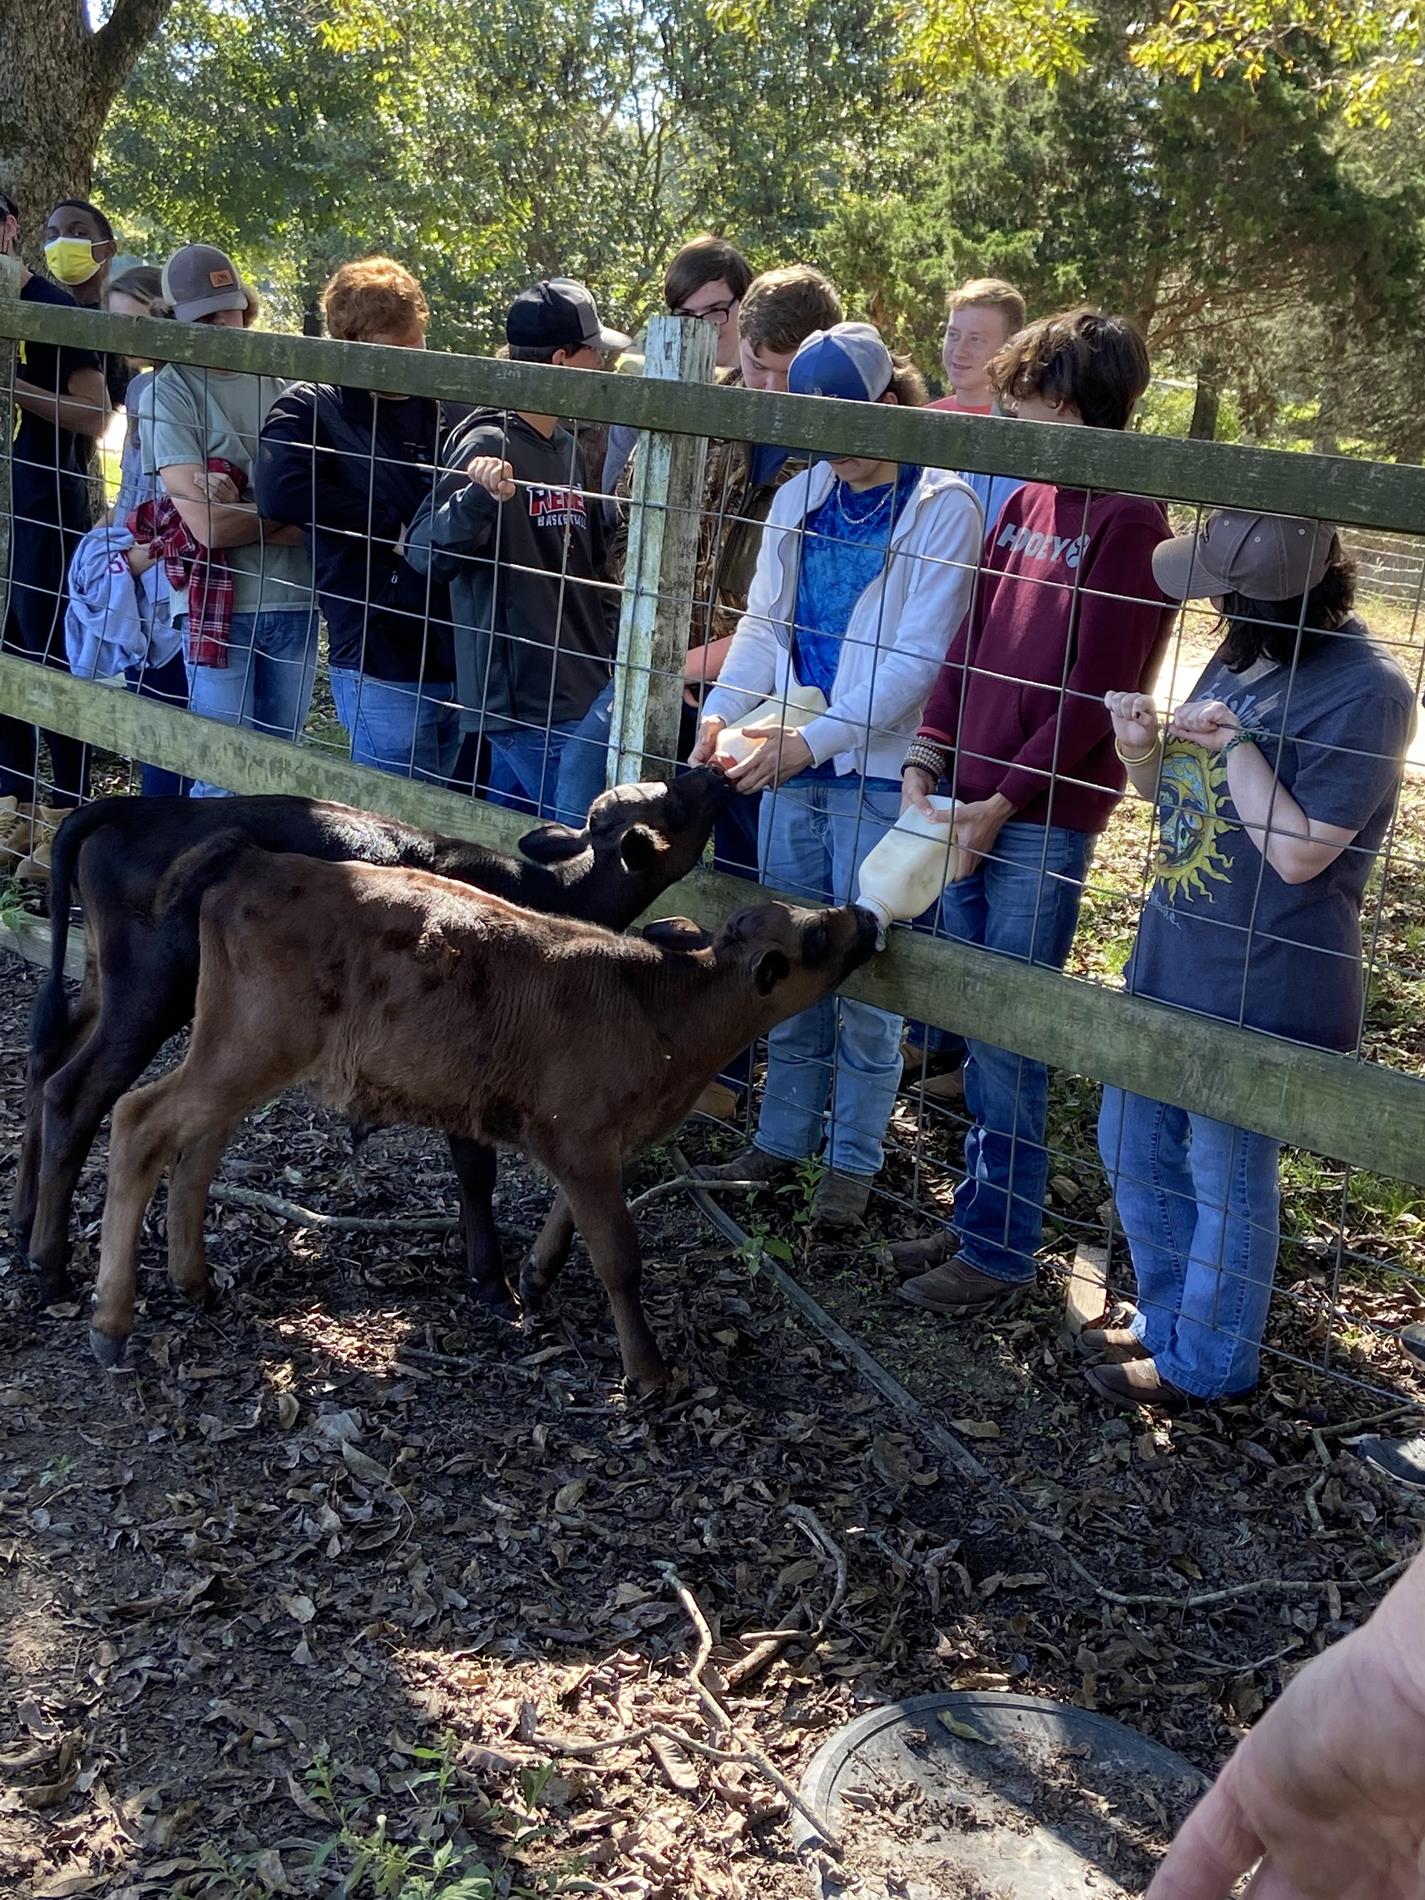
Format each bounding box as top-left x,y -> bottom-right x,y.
642,915 -> 714,952
753,947 -> 791,995
519,821 -> 589,865
618,823 -> 666,873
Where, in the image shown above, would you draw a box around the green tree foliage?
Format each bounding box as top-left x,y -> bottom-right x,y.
100,0 -> 894,339
97,0 -> 1425,457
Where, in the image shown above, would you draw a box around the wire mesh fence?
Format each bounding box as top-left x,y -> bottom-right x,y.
1,295 -> 1422,1433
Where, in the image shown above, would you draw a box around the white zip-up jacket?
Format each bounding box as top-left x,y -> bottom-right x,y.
702,461 -> 983,782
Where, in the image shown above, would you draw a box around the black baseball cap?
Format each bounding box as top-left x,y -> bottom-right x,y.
506,277 -> 631,354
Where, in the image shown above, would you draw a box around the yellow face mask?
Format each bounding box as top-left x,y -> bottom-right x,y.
45,236 -> 103,286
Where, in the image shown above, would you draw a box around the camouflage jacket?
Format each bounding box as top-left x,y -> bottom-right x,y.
610,369 -> 805,648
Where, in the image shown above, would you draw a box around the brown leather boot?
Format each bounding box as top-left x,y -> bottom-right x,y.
690,1145 -> 796,1190
0,795 -> 36,864
1075,1326 -> 1149,1366
812,1169 -> 872,1230
898,1257 -> 1028,1315
1084,1359 -> 1196,1414
16,803 -> 69,882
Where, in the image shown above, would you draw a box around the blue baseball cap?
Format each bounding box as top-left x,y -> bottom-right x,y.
788,322 -> 894,402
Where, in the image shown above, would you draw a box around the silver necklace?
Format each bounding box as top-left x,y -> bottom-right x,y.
834,475 -> 894,527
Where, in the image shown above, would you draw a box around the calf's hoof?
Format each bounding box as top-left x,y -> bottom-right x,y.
32,1260 -> 74,1306
517,1262 -> 550,1311
88,1326 -> 129,1369
178,1281 -> 216,1311
470,1280 -> 519,1323
628,1358 -> 671,1400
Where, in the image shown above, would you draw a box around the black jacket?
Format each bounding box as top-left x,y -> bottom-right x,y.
257,383 -> 455,682
404,408 -> 615,734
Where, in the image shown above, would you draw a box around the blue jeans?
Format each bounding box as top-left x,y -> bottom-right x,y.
485,717 -> 587,825
752,775 -> 904,1178
1098,1088 -> 1280,1398
185,609 -> 319,799
329,668 -> 459,785
125,648 -> 190,796
557,679 -> 616,821
935,820 -> 1093,1282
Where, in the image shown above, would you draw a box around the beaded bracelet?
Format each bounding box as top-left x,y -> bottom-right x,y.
1220,729 -> 1261,762
902,740 -> 949,781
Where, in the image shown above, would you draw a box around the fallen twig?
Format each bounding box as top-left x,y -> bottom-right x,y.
656,1563 -> 731,1738
208,1182 -> 457,1233
538,1718 -> 842,1855
786,1503 -> 849,1638
1028,1523 -> 1412,1609
626,1176 -> 765,1214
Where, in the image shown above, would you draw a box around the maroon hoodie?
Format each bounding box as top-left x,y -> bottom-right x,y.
918,484 -> 1175,834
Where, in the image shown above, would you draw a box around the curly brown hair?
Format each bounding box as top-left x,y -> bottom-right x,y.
989,307 -> 1149,431
321,255 -> 429,343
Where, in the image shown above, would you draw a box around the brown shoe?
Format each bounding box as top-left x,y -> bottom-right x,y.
691,1145 -> 795,1190
881,1230 -> 958,1279
812,1169 -> 872,1230
15,803 -> 68,882
1075,1326 -> 1149,1366
0,795 -> 35,864
898,1258 -> 1028,1315
1084,1359 -> 1196,1414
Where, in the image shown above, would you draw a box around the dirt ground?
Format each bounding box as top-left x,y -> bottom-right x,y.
2,937 -> 1423,1899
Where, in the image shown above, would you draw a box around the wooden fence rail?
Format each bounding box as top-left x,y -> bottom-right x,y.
2,653 -> 1422,1190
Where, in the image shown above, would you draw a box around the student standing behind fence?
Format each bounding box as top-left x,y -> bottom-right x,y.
139,244 -> 315,798
568,265 -> 845,838
928,276 -> 1028,533
1094,514 -> 1416,1414
0,187 -> 108,874
690,323 -> 983,1229
99,267 -> 189,798
599,233 -> 753,508
257,257 -> 457,784
403,278 -> 627,824
895,309 -> 1174,1310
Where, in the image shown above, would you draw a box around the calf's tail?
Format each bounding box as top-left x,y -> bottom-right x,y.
154,830 -> 258,933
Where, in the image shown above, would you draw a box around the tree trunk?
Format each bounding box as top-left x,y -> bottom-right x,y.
0,0 -> 175,260
1188,356 -> 1221,442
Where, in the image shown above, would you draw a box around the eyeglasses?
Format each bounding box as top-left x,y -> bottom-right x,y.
673,298 -> 737,327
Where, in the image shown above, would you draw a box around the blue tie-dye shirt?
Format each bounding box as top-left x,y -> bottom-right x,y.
791,464 -> 922,712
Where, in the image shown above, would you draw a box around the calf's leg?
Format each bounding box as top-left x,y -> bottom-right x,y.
519,1192 -> 576,1309
553,1167 -> 668,1395
165,1122 -> 237,1306
90,1073 -> 196,1362
447,1134 -> 515,1315
90,1031 -> 291,1363
12,975 -> 98,1254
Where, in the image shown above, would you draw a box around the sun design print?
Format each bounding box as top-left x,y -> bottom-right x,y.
1153,742 -> 1236,904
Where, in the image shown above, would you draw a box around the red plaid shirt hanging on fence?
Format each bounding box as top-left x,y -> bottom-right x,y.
131,457 -> 246,668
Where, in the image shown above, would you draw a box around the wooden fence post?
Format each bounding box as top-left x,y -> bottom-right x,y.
607,314 -> 716,785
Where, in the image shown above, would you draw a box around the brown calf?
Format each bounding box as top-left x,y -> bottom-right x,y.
16,769 -> 730,1308
90,841 -> 878,1391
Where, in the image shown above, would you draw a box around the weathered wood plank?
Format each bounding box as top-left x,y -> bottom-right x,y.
5,302 -> 1425,533
0,656 -> 532,854
608,314 -> 714,783
5,654 -> 1421,1186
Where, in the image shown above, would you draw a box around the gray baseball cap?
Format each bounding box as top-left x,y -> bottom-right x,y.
1153,509 -> 1336,603
162,243 -> 247,323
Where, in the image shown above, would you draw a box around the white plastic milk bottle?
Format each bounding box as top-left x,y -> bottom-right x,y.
715,683 -> 828,765
855,797 -> 964,943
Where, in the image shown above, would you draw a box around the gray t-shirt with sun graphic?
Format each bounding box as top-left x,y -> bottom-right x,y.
1126,621 -> 1416,1052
